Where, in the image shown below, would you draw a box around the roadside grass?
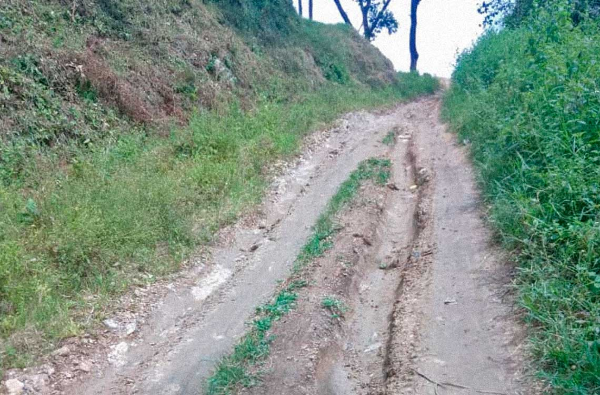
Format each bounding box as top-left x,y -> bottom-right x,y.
0,73 -> 434,372
205,157 -> 391,394
395,71 -> 440,98
443,6 -> 600,393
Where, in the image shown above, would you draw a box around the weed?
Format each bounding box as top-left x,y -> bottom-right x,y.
321,296 -> 348,318
206,282 -> 303,394
382,131 -> 396,146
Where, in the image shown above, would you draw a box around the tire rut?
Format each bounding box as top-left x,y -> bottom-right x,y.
22,96 -> 527,395
56,103 -> 416,395
242,95 -> 526,395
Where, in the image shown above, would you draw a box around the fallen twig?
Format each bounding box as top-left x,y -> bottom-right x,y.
412,369 -> 507,395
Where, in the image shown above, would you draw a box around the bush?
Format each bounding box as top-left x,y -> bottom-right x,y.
444,4 -> 600,393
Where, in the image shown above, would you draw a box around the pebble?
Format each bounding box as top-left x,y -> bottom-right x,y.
103,319 -> 120,330
77,361 -> 92,373
52,346 -> 70,357
4,379 -> 24,395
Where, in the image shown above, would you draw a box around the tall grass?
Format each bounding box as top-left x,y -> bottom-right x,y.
0,74 -> 437,371
443,4 -> 600,393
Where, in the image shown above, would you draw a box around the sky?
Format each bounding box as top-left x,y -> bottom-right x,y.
294,0 -> 485,77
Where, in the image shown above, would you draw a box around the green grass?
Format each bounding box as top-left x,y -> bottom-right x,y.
0,72 -> 435,372
395,71 -> 440,97
382,130 -> 396,146
443,4 -> 600,393
321,296 -> 348,318
206,284 -> 302,393
205,157 -> 391,394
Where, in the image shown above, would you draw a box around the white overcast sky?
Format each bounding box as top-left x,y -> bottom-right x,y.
294,0 -> 485,77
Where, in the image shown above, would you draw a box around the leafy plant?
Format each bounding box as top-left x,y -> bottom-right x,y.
382,130 -> 396,146
321,296 -> 348,318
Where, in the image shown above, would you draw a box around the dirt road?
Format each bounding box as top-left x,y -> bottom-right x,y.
10,95 -> 526,395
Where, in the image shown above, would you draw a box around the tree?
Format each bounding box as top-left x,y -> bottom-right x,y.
309,0 -> 313,20
333,0 -> 398,41
409,0 -> 420,71
298,0 -> 303,17
333,0 -> 353,26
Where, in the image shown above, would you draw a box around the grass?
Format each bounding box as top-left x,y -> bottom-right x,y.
206,284 -> 302,392
443,4 -> 600,393
205,157 -> 391,394
321,296 -> 348,318
382,130 -> 396,146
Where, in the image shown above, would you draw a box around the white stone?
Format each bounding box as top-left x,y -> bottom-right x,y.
4,379 -> 24,395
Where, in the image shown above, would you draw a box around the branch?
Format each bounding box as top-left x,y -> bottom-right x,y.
370,0 -> 393,30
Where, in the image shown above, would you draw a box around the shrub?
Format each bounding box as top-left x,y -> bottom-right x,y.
444,4 -> 600,392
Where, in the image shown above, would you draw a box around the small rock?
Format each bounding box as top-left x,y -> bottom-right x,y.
364,342 -> 382,353
52,346 -> 70,357
103,319 -> 119,330
77,361 -> 92,373
125,322 -> 137,336
108,342 -> 129,367
42,364 -> 56,376
4,379 -> 24,395
29,373 -> 49,390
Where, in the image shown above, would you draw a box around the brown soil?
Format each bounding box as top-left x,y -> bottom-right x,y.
241,96 -> 528,395
2,96 -> 529,395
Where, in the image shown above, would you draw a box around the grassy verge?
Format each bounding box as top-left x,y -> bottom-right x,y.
0,74 -> 433,372
205,158 -> 391,394
443,5 -> 600,393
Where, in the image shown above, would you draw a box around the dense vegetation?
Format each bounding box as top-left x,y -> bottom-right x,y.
444,1 -> 600,392
0,0 -> 438,372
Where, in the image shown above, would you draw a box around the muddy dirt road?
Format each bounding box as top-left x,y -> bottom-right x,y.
9,95 -> 526,395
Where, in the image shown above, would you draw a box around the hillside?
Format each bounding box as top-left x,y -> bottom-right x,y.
0,0 -> 439,373
444,1 -> 600,392
0,0 -> 396,141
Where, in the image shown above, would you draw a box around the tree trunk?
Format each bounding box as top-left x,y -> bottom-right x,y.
409,0 -> 420,71
360,0 -> 372,40
298,0 -> 303,17
309,0 -> 313,20
332,0 -> 353,26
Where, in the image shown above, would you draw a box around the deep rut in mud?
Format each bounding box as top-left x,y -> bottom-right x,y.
13,96 -> 527,395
